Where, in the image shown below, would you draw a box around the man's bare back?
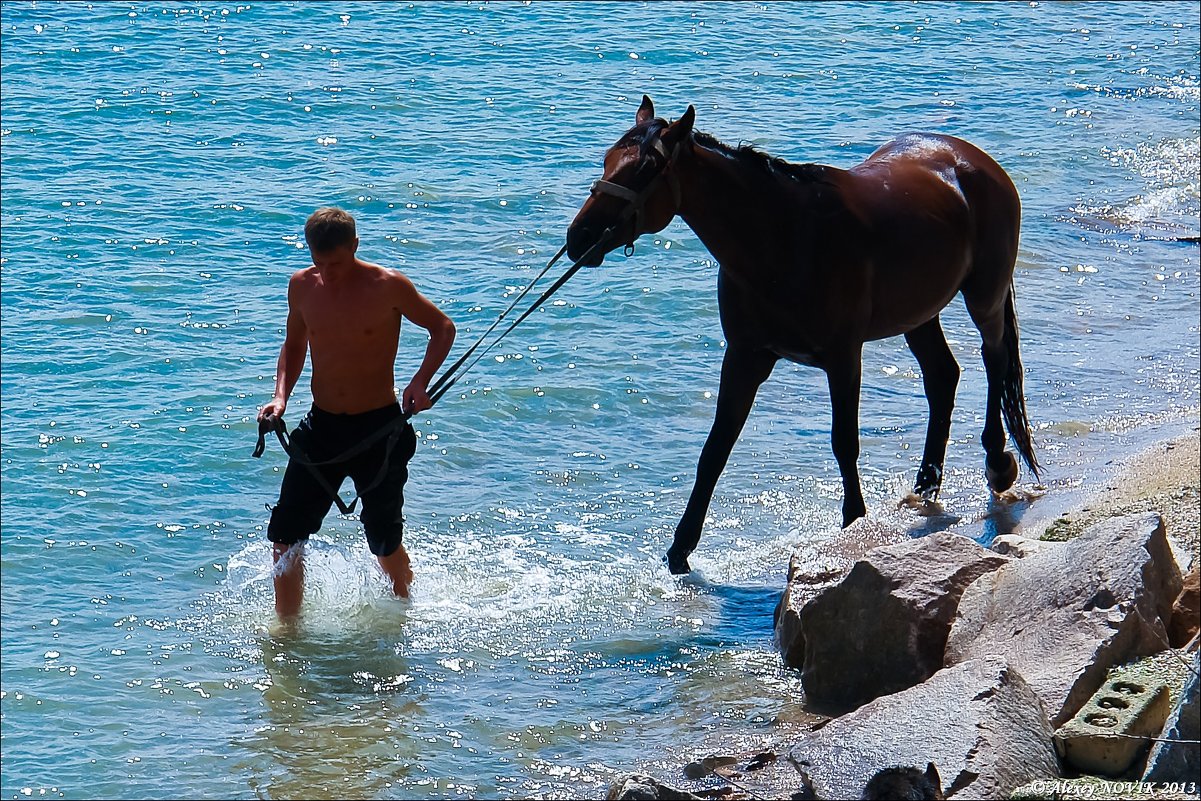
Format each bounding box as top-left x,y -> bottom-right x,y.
294,258 -> 413,415
262,244 -> 456,420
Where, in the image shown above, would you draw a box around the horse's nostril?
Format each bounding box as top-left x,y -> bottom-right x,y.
566,225 -> 594,261
566,224 -> 608,267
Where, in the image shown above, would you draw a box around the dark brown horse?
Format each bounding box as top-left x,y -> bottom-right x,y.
566,96 -> 1039,574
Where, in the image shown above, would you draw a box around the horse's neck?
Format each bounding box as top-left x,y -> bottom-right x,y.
676,142 -> 812,280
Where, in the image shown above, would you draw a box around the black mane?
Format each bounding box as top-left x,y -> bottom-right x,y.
617,119 -> 829,182
691,129 -> 828,182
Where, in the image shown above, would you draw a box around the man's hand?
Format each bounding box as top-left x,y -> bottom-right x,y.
402,382 -> 432,415
258,397 -> 287,424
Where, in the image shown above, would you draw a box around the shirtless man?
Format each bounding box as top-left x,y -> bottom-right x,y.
258,207 -> 456,618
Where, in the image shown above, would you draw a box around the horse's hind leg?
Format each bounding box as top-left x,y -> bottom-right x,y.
964,295 -> 1019,492
962,169 -> 1039,493
904,316 -> 960,499
667,346 -> 777,574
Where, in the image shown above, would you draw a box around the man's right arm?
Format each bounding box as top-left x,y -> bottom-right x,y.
258,273 -> 309,423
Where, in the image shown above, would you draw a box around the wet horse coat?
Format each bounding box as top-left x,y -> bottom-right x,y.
567,96 -> 1038,574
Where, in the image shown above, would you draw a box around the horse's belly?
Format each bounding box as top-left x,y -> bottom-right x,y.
773,345 -> 822,367
860,226 -> 973,336
869,272 -> 967,337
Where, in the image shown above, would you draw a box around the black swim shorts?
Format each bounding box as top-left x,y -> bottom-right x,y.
267,403 -> 418,556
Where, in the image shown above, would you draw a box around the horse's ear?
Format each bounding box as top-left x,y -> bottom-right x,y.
663,104 -> 695,145
636,95 -> 655,125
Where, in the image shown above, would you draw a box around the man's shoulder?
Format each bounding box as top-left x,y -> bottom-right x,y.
359,260 -> 409,279
358,261 -> 415,290
287,266 -> 320,294
290,265 -> 320,283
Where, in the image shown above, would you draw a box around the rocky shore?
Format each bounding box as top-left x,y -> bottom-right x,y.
608,427 -> 1200,801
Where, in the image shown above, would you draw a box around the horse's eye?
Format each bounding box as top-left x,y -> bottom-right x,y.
634,159 -> 657,179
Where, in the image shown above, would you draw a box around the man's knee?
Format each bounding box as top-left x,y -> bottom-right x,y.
360,489 -> 404,556
268,499 -> 322,544
271,540 -> 305,577
365,526 -> 403,557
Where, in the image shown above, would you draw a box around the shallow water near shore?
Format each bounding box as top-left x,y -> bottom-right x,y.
1,3 -> 1198,799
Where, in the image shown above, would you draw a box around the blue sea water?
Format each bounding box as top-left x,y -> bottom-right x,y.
1,2 -> 1198,798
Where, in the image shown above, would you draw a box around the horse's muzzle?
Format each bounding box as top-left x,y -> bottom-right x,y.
565,224 -> 607,267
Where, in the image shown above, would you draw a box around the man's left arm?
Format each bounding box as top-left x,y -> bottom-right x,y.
396,274 -> 456,414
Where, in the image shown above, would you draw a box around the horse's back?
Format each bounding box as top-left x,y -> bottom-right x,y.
847,132 -> 1020,251
864,133 -> 1009,177
858,132 -> 1019,219
831,133 -> 1020,337
880,133 -> 1023,300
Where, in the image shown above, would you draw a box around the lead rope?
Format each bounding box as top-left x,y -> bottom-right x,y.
254,136 -> 678,509
253,414 -> 406,514
428,233 -> 606,406
424,242 -> 569,405
252,219 -> 625,513
425,213 -> 633,406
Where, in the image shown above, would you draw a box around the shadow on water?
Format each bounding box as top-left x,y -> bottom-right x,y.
974,490 -> 1045,547
899,508 -> 964,539
688,581 -> 784,648
892,485 -> 1048,547
644,577 -> 821,752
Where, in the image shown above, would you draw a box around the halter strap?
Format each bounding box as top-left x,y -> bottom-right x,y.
588,136 -> 684,247
590,180 -> 640,203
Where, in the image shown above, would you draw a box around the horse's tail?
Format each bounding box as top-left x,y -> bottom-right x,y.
1001,283 -> 1040,480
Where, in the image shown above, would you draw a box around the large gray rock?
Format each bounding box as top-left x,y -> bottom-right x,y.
946,513 -> 1183,728
605,774 -> 704,800
1143,651 -> 1200,782
790,657 -> 1059,800
989,533 -> 1047,559
775,518 -> 911,668
800,531 -> 1010,712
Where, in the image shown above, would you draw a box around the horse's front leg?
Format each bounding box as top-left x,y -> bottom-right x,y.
666,346 -> 777,574
825,347 -> 866,527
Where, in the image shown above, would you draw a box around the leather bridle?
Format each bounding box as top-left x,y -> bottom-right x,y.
589,135 -> 683,256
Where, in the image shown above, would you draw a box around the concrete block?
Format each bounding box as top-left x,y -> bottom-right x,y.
1054,661 -> 1173,777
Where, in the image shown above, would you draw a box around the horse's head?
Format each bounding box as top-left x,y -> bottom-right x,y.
566,95 -> 695,266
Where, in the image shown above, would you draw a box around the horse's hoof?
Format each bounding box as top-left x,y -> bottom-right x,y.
913,465 -> 943,500
664,549 -> 692,575
986,452 -> 1019,493
840,496 -> 868,528
912,484 -> 941,502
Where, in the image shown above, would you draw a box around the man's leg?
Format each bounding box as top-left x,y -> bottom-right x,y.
268,484 -> 330,620
266,408 -> 346,618
376,545 -> 413,599
357,421 -> 418,600
272,542 -> 305,617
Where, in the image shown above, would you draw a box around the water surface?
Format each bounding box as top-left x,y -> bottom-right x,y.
1,2 -> 1198,798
